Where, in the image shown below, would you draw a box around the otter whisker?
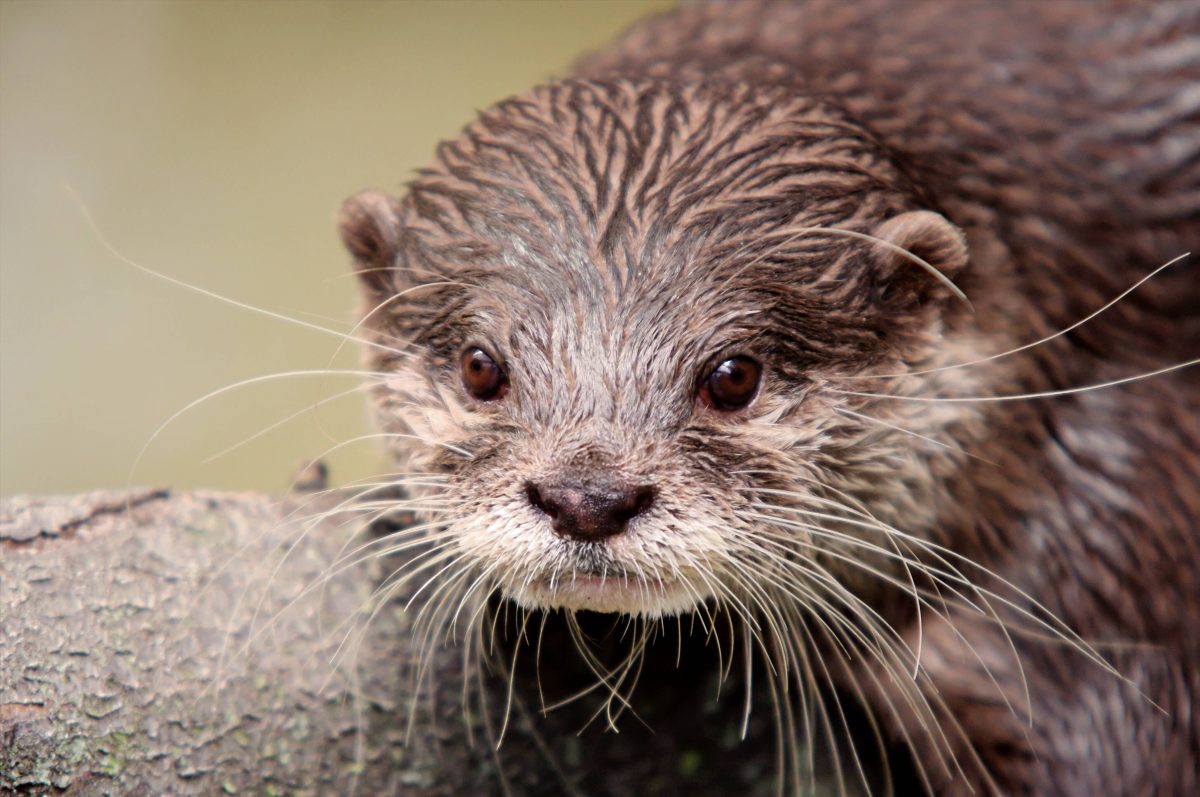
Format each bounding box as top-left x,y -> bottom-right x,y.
318,559 -> 464,733
70,184 -> 424,360
765,478 -> 1037,709
534,609 -> 553,716
727,521 -> 913,658
833,358 -> 1198,403
848,251 -> 1191,381
742,615 -> 799,797
286,540 -> 465,668
198,478 -> 421,610
450,564 -> 505,635
766,578 -> 960,793
319,490 -> 458,553
309,430 -> 476,462
130,369 -> 392,482
467,603 -> 517,797
751,472 -> 936,681
730,535 -> 946,762
717,222 -> 970,307
495,606 -> 532,748
600,620 -> 654,731
556,613 -> 651,731
721,533 -> 907,790
758,605 -> 806,797
834,405 -> 999,467
740,621 -> 756,739
210,487 -> 450,685
783,606 -> 860,797
248,491 -> 458,639
803,611 -> 910,797
328,279 -> 473,368
199,382 -> 374,465
267,475 -> 451,529
315,504 -> 457,634
737,513 -> 999,688
802,602 -> 965,796
676,546 -> 762,671
748,507 -> 1025,688
596,618 -> 653,731
745,486 -> 1122,676
711,551 -> 797,687
586,620 -> 653,732
681,553 -> 756,686
747,513 -> 1039,748
797,224 -> 972,307
407,569 -> 481,737
329,544 -> 467,662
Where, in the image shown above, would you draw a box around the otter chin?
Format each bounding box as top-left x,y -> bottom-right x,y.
336,2 -> 1199,795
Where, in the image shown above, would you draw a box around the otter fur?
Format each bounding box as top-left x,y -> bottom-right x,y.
337,1 -> 1199,794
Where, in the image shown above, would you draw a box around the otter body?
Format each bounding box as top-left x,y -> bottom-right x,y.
339,2 -> 1199,794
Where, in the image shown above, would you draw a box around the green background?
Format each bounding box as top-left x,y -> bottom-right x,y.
0,0 -> 672,496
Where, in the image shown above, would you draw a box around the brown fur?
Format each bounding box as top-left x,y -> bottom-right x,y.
339,1 -> 1199,794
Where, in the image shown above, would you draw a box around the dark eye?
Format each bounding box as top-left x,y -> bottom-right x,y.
460,347 -> 507,401
700,356 -> 761,411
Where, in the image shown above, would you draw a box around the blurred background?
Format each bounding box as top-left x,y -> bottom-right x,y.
0,0 -> 672,496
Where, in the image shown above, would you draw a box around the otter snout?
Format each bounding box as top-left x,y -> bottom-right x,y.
526,479 -> 655,541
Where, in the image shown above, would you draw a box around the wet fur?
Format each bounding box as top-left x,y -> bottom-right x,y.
340,1 -> 1199,795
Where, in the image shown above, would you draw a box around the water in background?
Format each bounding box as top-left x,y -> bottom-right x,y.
0,0 -> 671,496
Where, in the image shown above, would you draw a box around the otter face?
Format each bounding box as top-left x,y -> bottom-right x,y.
340,80 -> 974,619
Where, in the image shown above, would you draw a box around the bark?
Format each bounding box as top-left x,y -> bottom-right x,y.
1,489 -> 834,796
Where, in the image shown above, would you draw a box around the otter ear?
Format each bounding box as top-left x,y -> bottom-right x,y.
869,210 -> 969,306
338,190 -> 404,298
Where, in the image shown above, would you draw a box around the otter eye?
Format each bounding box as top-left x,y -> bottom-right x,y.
700,356 -> 761,411
460,347 -> 507,401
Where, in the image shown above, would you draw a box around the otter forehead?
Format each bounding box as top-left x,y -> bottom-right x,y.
399,80 -> 910,285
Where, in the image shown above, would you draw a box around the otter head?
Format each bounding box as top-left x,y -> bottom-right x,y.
339,80 -> 975,620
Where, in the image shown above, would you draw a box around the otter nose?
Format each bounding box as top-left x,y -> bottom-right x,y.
526,480 -> 655,541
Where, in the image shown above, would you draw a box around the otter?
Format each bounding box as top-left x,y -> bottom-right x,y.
335,1 -> 1199,794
